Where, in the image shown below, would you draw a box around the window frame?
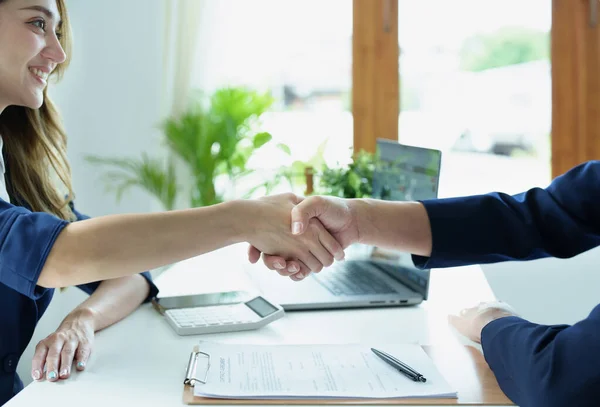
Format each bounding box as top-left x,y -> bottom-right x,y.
353,0 -> 600,178
352,0 -> 399,153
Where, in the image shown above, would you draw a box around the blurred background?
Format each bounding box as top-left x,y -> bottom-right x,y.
50,0 -> 560,218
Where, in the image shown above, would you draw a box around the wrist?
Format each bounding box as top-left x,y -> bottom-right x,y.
222,199 -> 256,243
350,199 -> 432,256
478,311 -> 516,334
350,199 -> 375,245
65,307 -> 98,331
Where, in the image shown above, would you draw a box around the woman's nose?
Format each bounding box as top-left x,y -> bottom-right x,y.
41,33 -> 67,65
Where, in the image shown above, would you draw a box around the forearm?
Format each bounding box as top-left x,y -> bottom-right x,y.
354,162 -> 600,269
480,316 -> 558,405
481,308 -> 600,407
355,199 -> 432,257
39,200 -> 247,288
69,275 -> 150,332
419,162 -> 600,268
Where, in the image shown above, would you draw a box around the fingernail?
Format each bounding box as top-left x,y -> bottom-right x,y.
292,222 -> 302,235
295,272 -> 305,280
335,253 -> 345,261
32,370 -> 41,380
289,265 -> 299,273
273,262 -> 284,269
77,361 -> 85,369
60,369 -> 68,378
47,371 -> 57,380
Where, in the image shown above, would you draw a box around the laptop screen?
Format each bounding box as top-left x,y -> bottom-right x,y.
372,139 -> 441,202
368,140 -> 442,299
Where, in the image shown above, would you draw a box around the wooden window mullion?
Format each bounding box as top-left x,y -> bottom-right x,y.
552,0 -> 600,177
352,0 -> 399,153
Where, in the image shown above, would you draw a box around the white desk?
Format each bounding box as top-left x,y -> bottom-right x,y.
7,244 -> 504,407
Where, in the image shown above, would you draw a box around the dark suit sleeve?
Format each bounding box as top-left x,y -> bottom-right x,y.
412,161 -> 600,269
480,305 -> 600,407
69,203 -> 159,302
406,161 -> 600,406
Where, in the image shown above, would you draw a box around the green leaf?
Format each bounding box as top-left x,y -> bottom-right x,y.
305,138 -> 329,170
85,153 -> 179,210
228,151 -> 248,171
252,132 -> 272,149
276,143 -> 291,155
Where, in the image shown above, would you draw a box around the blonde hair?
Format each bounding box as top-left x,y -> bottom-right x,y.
0,0 -> 75,221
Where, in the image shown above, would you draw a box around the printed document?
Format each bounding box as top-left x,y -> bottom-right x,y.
193,342 -> 457,399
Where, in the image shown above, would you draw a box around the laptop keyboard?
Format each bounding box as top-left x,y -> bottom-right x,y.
312,262 -> 398,296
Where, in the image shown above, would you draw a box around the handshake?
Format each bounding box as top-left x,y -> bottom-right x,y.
241,192 -> 432,282
243,193 -> 363,282
241,193 -> 517,345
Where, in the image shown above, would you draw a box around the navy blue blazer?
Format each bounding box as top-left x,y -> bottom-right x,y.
0,193 -> 158,405
413,160 -> 600,407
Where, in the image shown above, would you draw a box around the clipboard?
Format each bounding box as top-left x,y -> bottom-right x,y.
182,344 -> 514,405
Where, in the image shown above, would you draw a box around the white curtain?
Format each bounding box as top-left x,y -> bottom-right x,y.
155,0 -> 209,215
161,0 -> 205,117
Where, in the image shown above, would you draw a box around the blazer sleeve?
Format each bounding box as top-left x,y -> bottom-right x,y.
480,305 -> 600,407
412,161 -> 600,269
69,203 -> 159,302
0,200 -> 68,299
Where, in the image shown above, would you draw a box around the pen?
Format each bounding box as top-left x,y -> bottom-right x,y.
371,348 -> 427,383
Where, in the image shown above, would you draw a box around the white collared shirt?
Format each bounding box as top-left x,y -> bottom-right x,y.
0,137 -> 11,203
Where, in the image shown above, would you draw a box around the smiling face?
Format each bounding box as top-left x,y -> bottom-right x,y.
0,0 -> 67,112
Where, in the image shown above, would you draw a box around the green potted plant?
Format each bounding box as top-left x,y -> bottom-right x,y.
271,144 -> 380,199
317,149 -> 378,198
87,87 -> 283,209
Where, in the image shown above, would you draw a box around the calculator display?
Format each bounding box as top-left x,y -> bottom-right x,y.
245,297 -> 278,317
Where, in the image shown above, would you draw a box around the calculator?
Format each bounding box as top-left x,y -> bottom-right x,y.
163,295 -> 285,336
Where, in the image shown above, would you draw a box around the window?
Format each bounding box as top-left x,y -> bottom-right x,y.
192,1 -> 599,198
191,0 -> 353,174
397,0 -> 552,197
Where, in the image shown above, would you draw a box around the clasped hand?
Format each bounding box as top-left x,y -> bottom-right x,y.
244,194 -> 353,280
247,194 -> 359,280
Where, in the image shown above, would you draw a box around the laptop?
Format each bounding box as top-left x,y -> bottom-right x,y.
249,140 -> 442,311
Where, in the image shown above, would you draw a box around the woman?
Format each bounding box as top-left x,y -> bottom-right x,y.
0,0 -> 344,404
